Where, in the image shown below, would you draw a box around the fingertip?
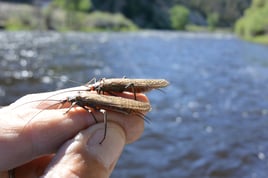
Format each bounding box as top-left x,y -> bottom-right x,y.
137,93 -> 150,103
114,92 -> 150,103
43,122 -> 126,177
86,122 -> 126,169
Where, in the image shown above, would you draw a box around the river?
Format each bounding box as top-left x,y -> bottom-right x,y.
1,31 -> 268,178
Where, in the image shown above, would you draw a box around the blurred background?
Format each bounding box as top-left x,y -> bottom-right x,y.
1,0 -> 268,177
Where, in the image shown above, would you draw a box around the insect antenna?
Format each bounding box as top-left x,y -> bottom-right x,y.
21,99 -> 66,132
27,89 -> 92,108
85,77 -> 97,86
156,88 -> 167,94
124,83 -> 137,100
99,109 -> 107,144
52,76 -> 96,86
21,98 -> 99,132
12,99 -> 63,110
134,112 -> 151,124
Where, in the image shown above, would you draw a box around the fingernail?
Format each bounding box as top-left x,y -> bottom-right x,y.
87,124 -> 126,168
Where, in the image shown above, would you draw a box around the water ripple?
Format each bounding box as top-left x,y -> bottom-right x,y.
1,31 -> 268,177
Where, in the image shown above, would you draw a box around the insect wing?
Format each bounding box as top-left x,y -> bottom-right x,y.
98,78 -> 169,93
80,93 -> 151,113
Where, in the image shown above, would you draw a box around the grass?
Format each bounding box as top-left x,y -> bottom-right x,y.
248,35 -> 268,45
186,24 -> 232,33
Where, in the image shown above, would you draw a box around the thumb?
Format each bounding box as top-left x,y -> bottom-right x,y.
42,122 -> 126,178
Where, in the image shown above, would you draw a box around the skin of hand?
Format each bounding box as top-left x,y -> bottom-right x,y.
0,86 -> 148,178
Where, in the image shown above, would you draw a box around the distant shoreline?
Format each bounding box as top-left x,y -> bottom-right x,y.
0,2 -> 137,32
1,1 -> 266,45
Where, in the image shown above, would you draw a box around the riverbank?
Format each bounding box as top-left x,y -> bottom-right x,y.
0,2 -> 231,33
1,1 -> 267,45
0,2 -> 137,31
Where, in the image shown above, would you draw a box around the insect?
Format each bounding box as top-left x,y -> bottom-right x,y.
62,92 -> 152,143
17,78 -> 169,143
88,78 -> 169,99
21,92 -> 151,144
64,92 -> 151,115
34,78 -> 169,104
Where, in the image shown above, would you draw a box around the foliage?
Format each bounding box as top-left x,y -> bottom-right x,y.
50,0 -> 137,31
235,0 -> 268,44
44,6 -> 137,32
91,0 -> 251,28
2,3 -> 45,31
251,34 -> 268,44
0,1 -> 137,32
2,0 -> 253,30
207,13 -> 219,31
252,0 -> 268,7
83,11 -> 138,31
0,0 -> 253,31
185,24 -> 209,32
5,14 -> 45,31
169,5 -> 189,30
177,0 -> 251,26
91,0 -> 171,29
5,17 -> 31,30
52,0 -> 91,12
43,6 -> 66,31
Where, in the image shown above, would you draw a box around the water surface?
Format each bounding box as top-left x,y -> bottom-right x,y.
1,31 -> 268,178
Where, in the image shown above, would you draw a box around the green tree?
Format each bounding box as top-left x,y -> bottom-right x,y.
51,0 -> 92,30
252,0 -> 268,7
235,0 -> 268,44
169,5 -> 189,30
207,12 -> 219,30
90,0 -> 251,29
53,0 -> 91,12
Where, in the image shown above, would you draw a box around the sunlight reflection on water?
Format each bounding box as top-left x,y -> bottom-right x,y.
1,31 -> 268,177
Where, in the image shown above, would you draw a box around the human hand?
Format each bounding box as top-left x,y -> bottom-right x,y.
0,86 -> 148,177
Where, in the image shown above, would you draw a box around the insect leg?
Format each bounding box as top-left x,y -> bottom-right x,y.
124,83 -> 137,100
69,103 -> 99,123
57,100 -> 66,109
86,109 -> 98,123
99,109 -> 107,144
85,77 -> 97,86
64,101 -> 77,114
97,78 -> 106,95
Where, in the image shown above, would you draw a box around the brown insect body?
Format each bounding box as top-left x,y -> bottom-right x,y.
62,93 -> 151,144
90,78 -> 169,94
18,78 -> 168,144
67,92 -> 151,114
